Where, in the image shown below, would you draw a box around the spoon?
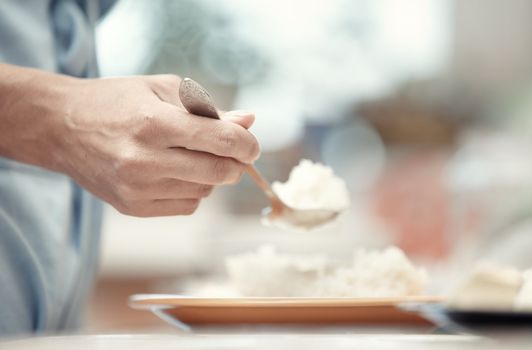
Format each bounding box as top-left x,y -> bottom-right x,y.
178,77 -> 339,230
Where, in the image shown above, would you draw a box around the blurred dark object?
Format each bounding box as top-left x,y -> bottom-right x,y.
415,304 -> 532,333
357,80 -> 474,149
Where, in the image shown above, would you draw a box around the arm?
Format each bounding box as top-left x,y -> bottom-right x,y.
0,63 -> 260,216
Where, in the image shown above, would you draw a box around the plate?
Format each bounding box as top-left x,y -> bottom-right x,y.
129,294 -> 442,327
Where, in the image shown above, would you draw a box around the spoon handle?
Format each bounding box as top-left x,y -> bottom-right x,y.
244,164 -> 276,200
178,77 -> 277,200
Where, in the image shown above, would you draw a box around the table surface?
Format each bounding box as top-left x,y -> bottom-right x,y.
1,327 -> 532,350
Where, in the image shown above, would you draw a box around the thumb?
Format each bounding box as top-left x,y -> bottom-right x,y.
222,110 -> 255,130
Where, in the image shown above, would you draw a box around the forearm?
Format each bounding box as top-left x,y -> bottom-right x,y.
0,63 -> 78,172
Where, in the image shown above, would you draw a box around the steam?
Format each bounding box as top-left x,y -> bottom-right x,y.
199,0 -> 450,150
97,0 -> 450,151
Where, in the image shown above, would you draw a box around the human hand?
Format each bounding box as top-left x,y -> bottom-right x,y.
52,75 -> 260,216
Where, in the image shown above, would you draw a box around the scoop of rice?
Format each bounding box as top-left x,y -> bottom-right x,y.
271,159 -> 350,212
225,245 -> 427,297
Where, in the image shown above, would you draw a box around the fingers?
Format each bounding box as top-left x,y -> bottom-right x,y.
140,75 -> 260,163
110,177 -> 211,217
155,104 -> 261,164
126,178 -> 213,200
112,146 -> 244,189
109,176 -> 213,217
117,198 -> 201,217
158,147 -> 246,185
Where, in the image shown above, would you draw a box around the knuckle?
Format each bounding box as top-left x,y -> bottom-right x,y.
115,149 -> 142,180
215,126 -> 239,152
133,108 -> 161,141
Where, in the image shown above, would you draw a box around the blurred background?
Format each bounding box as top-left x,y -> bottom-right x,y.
88,0 -> 532,331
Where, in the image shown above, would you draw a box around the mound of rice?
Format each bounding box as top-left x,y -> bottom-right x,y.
224,245 -> 427,297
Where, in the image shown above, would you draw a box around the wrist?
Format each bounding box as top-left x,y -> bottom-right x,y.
0,64 -> 81,173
